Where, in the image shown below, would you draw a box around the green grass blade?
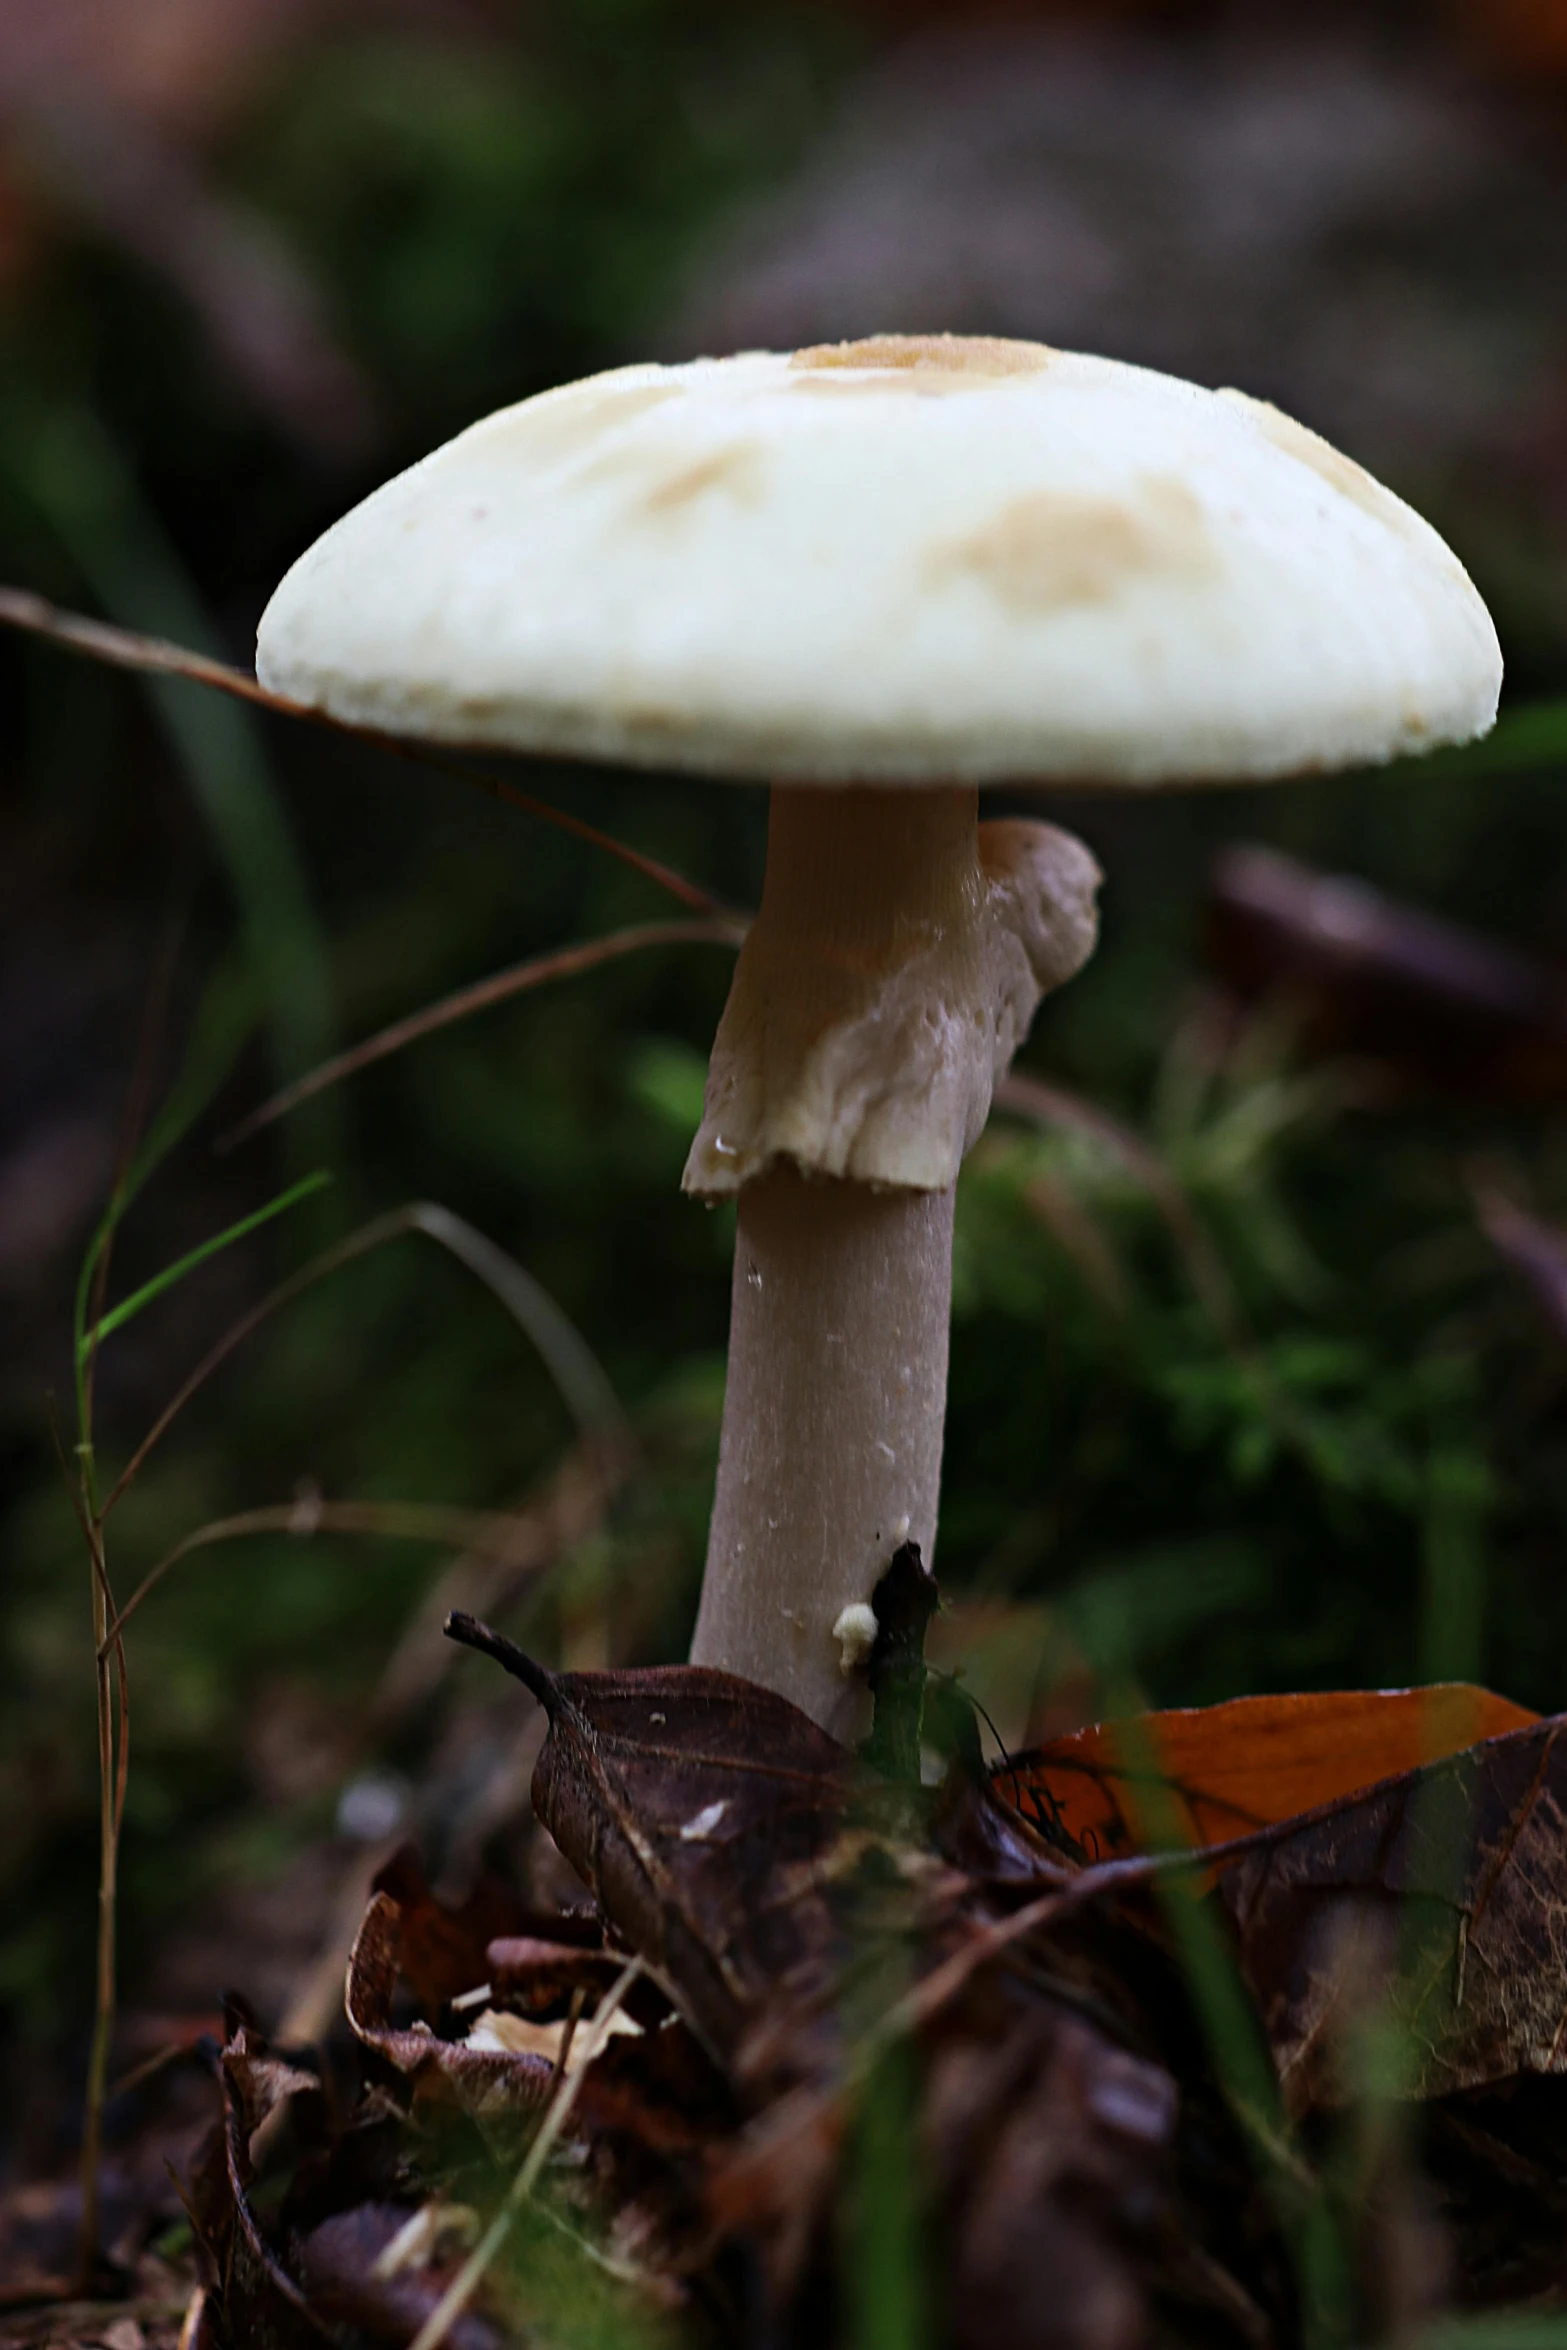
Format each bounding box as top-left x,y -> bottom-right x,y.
10,400 -> 337,1147
80,1171 -> 331,1361
1420,1443 -> 1488,1688
71,960 -> 263,1441
119,961 -> 263,1224
847,2036 -> 930,2350
1414,698 -> 1567,779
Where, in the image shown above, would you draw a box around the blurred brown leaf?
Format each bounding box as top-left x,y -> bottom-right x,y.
439,1621 -> 1288,2333
844,0 -> 1567,82
1205,845 -> 1567,1101
345,1893 -> 557,2136
182,2011 -> 328,2350
1475,1184 -> 1567,1344
997,1687 -> 1567,2114
368,1844 -> 538,2017
10,94 -> 372,454
0,0 -> 433,449
196,1622 -> 1567,2345
184,2003 -> 507,2350
0,0 -> 485,138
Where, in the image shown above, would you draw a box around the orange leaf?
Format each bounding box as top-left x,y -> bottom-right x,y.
994,1685 -> 1539,1861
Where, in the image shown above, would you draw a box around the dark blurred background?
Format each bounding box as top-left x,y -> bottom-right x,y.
3,0 -> 1567,2184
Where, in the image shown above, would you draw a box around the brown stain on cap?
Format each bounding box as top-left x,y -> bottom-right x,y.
931,474 -> 1215,615
639,439 -> 766,517
791,332 -> 1053,388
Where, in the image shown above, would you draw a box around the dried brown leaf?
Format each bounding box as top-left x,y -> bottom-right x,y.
345,1894 -> 556,2135
439,1622 -> 1297,2342
180,2018 -> 332,2350
1206,843 -> 1567,1100
1216,1715 -> 1567,2110
484,1934 -> 619,2014
369,1846 -> 537,2016
443,1616 -> 861,2075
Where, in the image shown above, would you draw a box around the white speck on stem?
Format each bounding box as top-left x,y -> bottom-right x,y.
833,1602 -> 880,1675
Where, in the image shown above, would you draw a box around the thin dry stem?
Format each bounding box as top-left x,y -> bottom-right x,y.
221,916 -> 743,1149
74,922 -> 181,2285
101,1199 -> 626,1522
102,1498 -> 562,1651
98,1209 -> 421,1518
0,586 -> 725,914
370,1443 -> 619,1732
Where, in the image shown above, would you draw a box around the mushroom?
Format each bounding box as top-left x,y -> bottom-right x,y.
256,334 -> 1501,1731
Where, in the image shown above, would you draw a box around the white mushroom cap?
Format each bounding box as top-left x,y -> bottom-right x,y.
257,335 -> 1500,785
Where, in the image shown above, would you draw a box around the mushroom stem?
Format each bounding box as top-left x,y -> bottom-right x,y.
685,783 -> 992,1196
691,1161 -> 954,1735
686,782 -> 1099,1728
689,784 -> 981,1730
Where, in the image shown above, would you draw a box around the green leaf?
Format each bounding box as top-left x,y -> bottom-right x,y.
6,396 -> 338,1164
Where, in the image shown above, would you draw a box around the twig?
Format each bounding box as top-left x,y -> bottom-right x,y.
0,586 -> 727,914
370,1443 -> 618,1733
73,919 -> 182,2285
872,1864 -> 1141,2055
219,917 -> 744,1149
99,1210 -> 421,1518
101,1499 -> 566,1652
100,1200 -> 628,1522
